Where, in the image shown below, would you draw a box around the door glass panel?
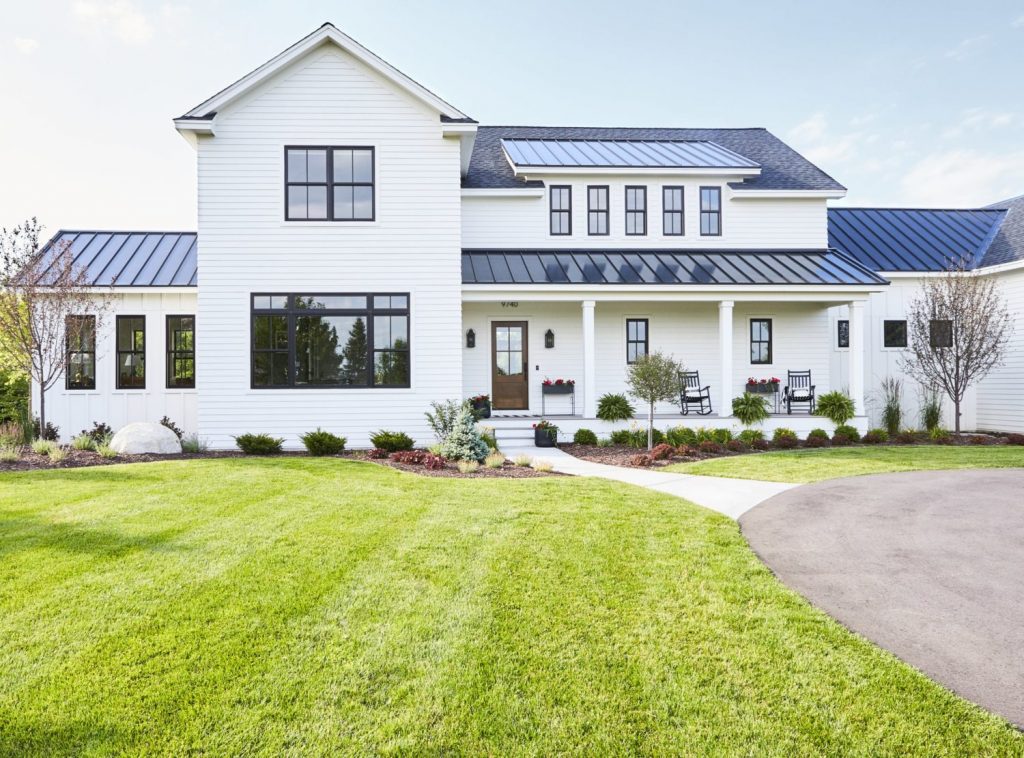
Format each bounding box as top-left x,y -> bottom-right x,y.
496,327 -> 509,351
509,327 -> 522,350
506,351 -> 523,375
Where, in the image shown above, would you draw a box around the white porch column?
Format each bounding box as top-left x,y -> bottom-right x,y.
848,300 -> 865,415
718,300 -> 734,417
582,300 -> 597,418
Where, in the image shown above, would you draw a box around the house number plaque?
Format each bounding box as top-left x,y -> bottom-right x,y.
500,301 -> 519,308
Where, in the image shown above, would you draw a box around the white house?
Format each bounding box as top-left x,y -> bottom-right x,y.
30,24 -> 1024,447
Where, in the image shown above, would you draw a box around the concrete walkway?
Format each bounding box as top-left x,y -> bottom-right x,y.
504,442 -> 794,519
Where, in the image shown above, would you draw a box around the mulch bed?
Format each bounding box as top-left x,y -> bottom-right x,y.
561,443 -> 716,469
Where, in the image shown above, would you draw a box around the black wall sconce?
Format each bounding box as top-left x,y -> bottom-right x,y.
544,329 -> 555,348
466,328 -> 476,348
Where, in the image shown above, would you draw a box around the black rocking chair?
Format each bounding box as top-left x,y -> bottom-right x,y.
679,371 -> 713,415
784,370 -> 816,414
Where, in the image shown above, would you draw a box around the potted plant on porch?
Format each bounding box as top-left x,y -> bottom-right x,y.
532,419 -> 558,447
468,394 -> 491,420
541,378 -> 575,395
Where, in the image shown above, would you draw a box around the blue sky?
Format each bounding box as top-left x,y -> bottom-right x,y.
3,1 -> 1023,232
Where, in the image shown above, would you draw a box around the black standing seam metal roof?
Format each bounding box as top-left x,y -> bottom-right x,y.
500,138 -> 760,170
827,208 -> 1007,272
465,126 -> 846,192
34,231 -> 198,287
461,250 -> 887,287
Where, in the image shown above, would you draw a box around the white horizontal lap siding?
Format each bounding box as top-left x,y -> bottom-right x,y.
976,269 -> 1024,432
32,291 -> 198,441
461,182 -> 827,249
196,46 -> 462,449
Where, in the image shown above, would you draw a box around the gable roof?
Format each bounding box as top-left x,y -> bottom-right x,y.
34,231 -> 197,287
828,207 -> 1008,272
465,126 -> 845,192
177,23 -> 471,123
981,194 -> 1024,267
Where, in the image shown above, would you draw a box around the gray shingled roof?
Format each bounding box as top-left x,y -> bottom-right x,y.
35,231 -> 197,287
982,194 -> 1024,267
465,126 -> 846,192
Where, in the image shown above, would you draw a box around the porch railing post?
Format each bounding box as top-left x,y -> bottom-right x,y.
848,300 -> 865,416
718,300 -> 734,418
582,300 -> 597,419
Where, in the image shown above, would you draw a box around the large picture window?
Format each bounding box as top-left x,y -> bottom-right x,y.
251,294 -> 409,388
549,186 -> 572,235
587,185 -> 609,235
66,315 -> 96,390
700,186 -> 722,236
167,315 -> 195,388
625,186 -> 647,235
662,186 -> 684,236
750,318 -> 772,365
116,315 -> 146,389
285,146 -> 374,221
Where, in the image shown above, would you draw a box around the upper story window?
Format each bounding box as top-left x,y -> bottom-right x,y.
285,146 -> 374,221
750,318 -> 772,364
116,315 -> 146,389
625,186 -> 647,235
587,186 -> 609,235
251,293 -> 409,389
549,186 -> 572,235
663,186 -> 684,236
700,186 -> 722,236
66,315 -> 96,390
167,315 -> 195,389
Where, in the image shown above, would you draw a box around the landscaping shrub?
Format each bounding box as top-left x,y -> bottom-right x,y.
1006,433 -> 1024,446
834,424 -> 861,443
862,428 -> 889,444
31,439 -> 57,455
726,439 -> 748,453
710,428 -> 733,445
234,433 -> 284,455
456,460 -> 480,474
80,421 -> 112,445
881,377 -> 904,437
370,430 -> 415,453
425,400 -> 463,441
805,428 -> 830,448
531,459 -> 554,472
731,392 -> 770,427
596,393 -> 635,422
625,352 -> 683,449
698,440 -> 724,455
649,443 -> 675,461
896,430 -> 919,445
180,434 -> 207,453
391,450 -> 427,465
738,429 -> 765,445
628,453 -> 653,467
33,418 -> 59,441
300,428 -> 347,456
816,391 -> 856,426
97,444 -> 118,459
0,421 -> 25,448
47,446 -> 67,463
750,438 -> 770,451
573,428 -> 598,445
160,416 -> 184,440
439,406 -> 489,462
423,453 -> 446,470
610,427 -> 663,449
596,437 -> 613,448
71,434 -> 95,451
665,426 -> 697,447
367,448 -> 389,459
479,427 -> 499,451
920,389 -> 943,432
484,452 -> 505,469
0,445 -> 18,463
966,434 -> 992,445
675,444 -> 698,457
831,433 -> 853,447
772,428 -> 798,449
929,427 -> 952,444
513,454 -> 532,467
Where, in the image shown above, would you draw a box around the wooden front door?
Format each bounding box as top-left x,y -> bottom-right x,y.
492,321 -> 529,410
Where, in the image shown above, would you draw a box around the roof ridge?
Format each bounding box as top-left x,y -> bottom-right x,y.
480,125 -> 768,132
830,207 -> 1002,213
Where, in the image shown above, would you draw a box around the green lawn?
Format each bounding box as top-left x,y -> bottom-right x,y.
1,459 -> 1019,755
665,445 -> 1024,483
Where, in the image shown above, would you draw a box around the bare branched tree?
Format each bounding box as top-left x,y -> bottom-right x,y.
900,257 -> 1013,434
0,220 -> 111,435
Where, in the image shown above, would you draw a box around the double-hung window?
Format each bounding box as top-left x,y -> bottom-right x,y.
66,315 -> 96,390
549,186 -> 572,235
626,318 -> 648,363
700,186 -> 722,236
167,316 -> 196,388
587,186 -> 609,235
662,186 -> 684,236
285,146 -> 374,221
625,186 -> 646,235
252,294 -> 410,388
930,319 -> 953,348
750,318 -> 772,364
116,315 -> 146,389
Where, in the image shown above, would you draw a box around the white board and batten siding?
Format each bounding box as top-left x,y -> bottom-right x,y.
976,268 -> 1024,432
33,291 -> 198,441
195,45 -> 463,449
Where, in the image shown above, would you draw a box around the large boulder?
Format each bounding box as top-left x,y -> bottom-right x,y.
109,422 -> 182,455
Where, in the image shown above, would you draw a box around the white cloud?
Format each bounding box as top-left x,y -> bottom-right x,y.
13,37 -> 39,54
72,1 -> 155,45
788,113 -> 827,143
945,34 -> 989,61
900,149 -> 1024,206
942,108 -> 1015,138
786,113 -> 876,169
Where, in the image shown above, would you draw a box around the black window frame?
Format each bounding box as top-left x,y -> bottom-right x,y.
284,146 -> 375,222
549,185 -> 572,236
837,319 -> 850,349
883,319 -> 908,348
116,315 -> 146,390
250,293 -> 410,389
166,315 -> 196,389
625,186 -> 647,236
700,186 -> 722,237
930,319 -> 953,348
587,185 -> 609,236
662,186 -> 684,236
626,318 -> 649,364
65,314 -> 96,390
750,318 -> 772,365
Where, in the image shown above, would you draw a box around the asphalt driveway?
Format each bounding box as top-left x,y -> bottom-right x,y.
741,468 -> 1024,728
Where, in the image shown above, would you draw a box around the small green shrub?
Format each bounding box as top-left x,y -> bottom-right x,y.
816,391 -> 856,426
180,434 -> 208,453
484,452 -> 505,469
32,418 -> 59,441
920,389 -> 943,433
234,433 -> 284,455
0,445 -> 19,463
513,454 -> 532,467
665,426 -> 697,447
48,446 -> 68,462
807,428 -> 829,441
772,428 -> 798,449
609,427 -> 663,449
862,428 -> 889,444
480,427 -> 499,451
425,399 -> 463,441
31,439 -> 57,455
160,416 -> 184,440
71,434 -> 95,451
97,444 -> 118,459
738,429 -> 765,445
573,428 -> 598,445
300,428 -> 347,456
80,422 -> 112,445
732,392 -> 770,427
929,427 -> 952,443
0,422 -> 26,448
370,430 -> 415,453
457,460 -> 480,474
881,377 -> 903,437
710,428 -> 733,445
834,424 -> 861,443
596,437 -> 613,448
596,393 -> 635,422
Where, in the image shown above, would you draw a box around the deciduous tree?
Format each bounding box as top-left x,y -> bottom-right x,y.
625,351 -> 684,450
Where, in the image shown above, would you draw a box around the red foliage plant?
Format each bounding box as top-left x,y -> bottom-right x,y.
367,448 -> 389,459
698,440 -> 724,455
650,443 -> 675,461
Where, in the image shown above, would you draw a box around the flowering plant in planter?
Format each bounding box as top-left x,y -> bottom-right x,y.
468,393 -> 491,420
542,378 -> 576,395
745,376 -> 781,393
532,419 -> 558,447
541,378 -> 575,386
